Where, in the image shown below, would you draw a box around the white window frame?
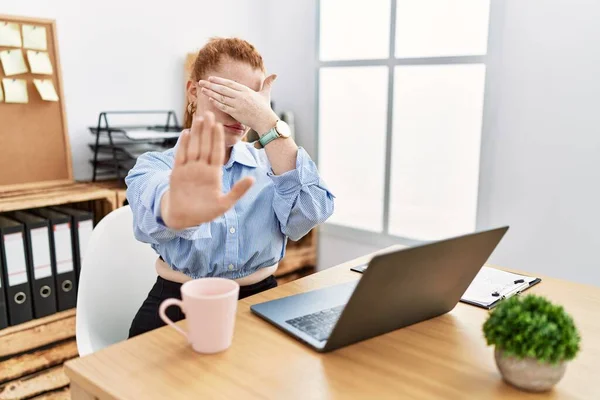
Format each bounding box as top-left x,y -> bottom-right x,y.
315,0 -> 499,246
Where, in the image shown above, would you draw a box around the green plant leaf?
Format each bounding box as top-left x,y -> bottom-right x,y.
482,294 -> 581,364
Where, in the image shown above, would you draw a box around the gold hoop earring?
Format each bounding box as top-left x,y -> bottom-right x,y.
187,102 -> 196,115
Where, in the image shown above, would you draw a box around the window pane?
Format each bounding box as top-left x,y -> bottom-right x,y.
389,64 -> 486,240
320,0 -> 391,61
395,0 -> 490,58
319,67 -> 388,232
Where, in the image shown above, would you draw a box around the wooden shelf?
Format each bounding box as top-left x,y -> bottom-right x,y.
0,309 -> 75,339
90,179 -> 128,207
0,309 -> 76,359
0,309 -> 76,399
0,182 -> 116,220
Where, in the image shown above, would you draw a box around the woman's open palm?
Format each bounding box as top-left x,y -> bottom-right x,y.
164,111 -> 254,229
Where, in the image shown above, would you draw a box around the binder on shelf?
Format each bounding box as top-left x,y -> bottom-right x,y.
0,216 -> 34,326
50,206 -> 94,279
8,211 -> 58,318
30,208 -> 77,311
0,248 -> 7,329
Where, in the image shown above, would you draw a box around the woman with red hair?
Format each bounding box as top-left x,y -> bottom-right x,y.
126,38 -> 334,337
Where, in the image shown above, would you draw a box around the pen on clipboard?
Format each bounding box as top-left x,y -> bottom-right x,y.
491,281 -> 530,299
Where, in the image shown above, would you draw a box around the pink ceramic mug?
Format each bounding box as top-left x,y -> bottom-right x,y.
159,278 -> 240,354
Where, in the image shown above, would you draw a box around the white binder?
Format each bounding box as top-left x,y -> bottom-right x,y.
4,232 -> 28,286
77,219 -> 93,266
30,227 -> 53,279
53,223 -> 73,274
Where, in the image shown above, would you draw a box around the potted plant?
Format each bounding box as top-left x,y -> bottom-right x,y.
483,294 -> 581,392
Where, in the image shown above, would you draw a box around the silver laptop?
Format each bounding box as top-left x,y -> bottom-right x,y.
251,226 -> 508,352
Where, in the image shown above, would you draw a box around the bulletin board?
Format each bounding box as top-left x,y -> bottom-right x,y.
0,15 -> 72,190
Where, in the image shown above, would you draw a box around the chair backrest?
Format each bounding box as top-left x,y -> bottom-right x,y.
76,205 -> 157,356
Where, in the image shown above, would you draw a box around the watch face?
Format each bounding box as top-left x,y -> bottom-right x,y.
275,120 -> 292,138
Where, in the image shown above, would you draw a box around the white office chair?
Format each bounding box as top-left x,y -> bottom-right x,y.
76,205 -> 158,356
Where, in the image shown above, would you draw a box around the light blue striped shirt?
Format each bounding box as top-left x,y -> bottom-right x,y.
125,140 -> 334,280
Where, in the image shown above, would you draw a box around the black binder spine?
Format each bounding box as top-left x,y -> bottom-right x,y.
31,209 -> 77,311
0,260 -> 8,329
0,216 -> 34,326
50,207 -> 94,282
9,211 -> 58,318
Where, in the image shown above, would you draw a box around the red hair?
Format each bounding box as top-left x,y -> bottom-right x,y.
184,37 -> 265,128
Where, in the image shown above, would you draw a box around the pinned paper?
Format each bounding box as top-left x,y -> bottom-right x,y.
0,22 -> 22,47
22,24 -> 47,50
2,78 -> 28,103
27,50 -> 53,75
0,49 -> 28,76
33,79 -> 58,101
0,84 -> 3,102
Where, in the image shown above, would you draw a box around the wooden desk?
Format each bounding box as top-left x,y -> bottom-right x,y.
65,247 -> 600,399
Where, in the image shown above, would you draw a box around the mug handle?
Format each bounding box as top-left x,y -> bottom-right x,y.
158,298 -> 188,340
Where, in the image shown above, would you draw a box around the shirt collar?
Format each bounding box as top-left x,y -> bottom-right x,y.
224,141 -> 258,169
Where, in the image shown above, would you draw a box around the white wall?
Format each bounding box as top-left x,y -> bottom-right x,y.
477,0 -> 600,285
3,0 -> 269,180
261,0 -> 318,155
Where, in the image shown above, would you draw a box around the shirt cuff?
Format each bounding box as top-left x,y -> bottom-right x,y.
268,147 -> 321,195
151,174 -> 212,241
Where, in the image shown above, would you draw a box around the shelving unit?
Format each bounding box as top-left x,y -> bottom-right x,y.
0,183 -> 116,399
275,230 -> 317,283
89,110 -> 181,182
91,179 -> 128,208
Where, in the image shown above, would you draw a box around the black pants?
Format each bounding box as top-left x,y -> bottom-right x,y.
128,275 -> 278,338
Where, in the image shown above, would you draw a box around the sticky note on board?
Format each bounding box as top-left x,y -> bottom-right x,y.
0,49 -> 28,76
2,78 -> 28,103
0,22 -> 22,47
33,79 -> 59,101
22,24 -> 47,50
27,50 -> 53,75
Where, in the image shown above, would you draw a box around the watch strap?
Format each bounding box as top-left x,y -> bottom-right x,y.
258,127 -> 279,147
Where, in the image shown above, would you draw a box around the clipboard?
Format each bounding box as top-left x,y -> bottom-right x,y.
459,267 -> 542,309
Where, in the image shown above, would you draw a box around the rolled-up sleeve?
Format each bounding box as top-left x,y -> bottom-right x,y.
269,148 -> 334,241
125,151 -> 211,245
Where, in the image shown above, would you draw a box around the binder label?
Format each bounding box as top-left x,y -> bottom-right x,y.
31,227 -> 52,279
78,220 -> 94,266
54,223 -> 74,273
4,233 -> 28,286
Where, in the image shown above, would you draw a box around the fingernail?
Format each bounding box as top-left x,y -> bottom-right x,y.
208,76 -> 215,81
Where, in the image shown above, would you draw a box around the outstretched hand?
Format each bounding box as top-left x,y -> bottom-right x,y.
161,111 -> 254,230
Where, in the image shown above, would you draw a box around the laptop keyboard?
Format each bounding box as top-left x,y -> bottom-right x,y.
286,305 -> 344,341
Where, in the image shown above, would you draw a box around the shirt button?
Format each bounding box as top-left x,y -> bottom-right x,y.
228,264 -> 234,271
229,227 -> 236,234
